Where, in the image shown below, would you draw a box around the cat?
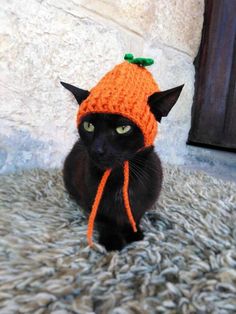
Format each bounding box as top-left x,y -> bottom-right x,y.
61,81 -> 183,251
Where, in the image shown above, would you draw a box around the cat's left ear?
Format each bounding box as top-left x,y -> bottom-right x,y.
148,84 -> 184,122
61,81 -> 90,105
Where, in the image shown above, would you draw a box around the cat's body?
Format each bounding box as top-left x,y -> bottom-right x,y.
63,138 -> 162,250
63,113 -> 163,250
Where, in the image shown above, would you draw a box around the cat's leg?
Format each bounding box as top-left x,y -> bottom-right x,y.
123,224 -> 144,244
97,222 -> 126,251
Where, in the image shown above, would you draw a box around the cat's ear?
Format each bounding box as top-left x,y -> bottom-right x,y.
148,84 -> 184,122
60,81 -> 90,105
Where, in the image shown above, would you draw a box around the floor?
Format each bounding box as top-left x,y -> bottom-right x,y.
185,145 -> 236,183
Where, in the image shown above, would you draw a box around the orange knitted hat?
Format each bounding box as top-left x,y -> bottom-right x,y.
77,54 -> 160,147
77,54 -> 160,247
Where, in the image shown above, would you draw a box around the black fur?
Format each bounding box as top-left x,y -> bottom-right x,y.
62,82 -> 183,251
63,114 -> 162,251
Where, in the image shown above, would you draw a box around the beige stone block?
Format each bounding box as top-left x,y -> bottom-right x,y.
150,0 -> 204,58
45,0 -> 144,58
80,0 -> 156,36
77,0 -> 204,58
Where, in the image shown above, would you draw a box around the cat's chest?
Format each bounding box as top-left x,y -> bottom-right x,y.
95,170 -> 124,199
89,168 -> 138,203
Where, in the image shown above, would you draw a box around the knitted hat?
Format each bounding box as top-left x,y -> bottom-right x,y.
77,54 -> 160,147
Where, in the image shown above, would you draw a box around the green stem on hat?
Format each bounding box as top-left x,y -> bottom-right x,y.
124,53 -> 154,67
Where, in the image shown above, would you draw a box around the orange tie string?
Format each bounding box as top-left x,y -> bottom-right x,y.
123,161 -> 137,233
87,168 -> 111,247
87,161 -> 137,247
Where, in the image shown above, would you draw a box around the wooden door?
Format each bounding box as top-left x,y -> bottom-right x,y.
187,0 -> 236,152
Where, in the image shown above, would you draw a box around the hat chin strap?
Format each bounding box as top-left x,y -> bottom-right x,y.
87,160 -> 137,247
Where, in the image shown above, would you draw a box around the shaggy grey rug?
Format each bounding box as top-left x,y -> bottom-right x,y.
0,165 -> 236,314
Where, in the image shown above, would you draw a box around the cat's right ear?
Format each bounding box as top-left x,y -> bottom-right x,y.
148,85 -> 184,122
60,81 -> 90,105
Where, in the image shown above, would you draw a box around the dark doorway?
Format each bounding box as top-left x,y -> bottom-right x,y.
187,0 -> 236,152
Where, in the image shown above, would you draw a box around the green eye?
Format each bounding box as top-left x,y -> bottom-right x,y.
116,125 -> 131,134
83,121 -> 95,132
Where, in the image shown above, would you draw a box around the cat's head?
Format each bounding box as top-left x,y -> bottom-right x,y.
79,113 -> 144,169
61,81 -> 183,169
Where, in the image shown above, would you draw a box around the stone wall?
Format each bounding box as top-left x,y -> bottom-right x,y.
0,0 -> 204,173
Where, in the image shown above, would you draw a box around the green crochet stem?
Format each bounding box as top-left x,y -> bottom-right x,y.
124,53 -> 154,67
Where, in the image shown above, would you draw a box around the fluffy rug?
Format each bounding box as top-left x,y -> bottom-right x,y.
0,165 -> 236,314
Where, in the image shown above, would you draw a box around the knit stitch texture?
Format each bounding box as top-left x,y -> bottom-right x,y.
77,61 -> 160,146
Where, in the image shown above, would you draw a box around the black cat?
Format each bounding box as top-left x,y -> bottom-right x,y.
62,81 -> 183,251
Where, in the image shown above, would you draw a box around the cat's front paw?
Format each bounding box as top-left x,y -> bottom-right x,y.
99,232 -> 126,252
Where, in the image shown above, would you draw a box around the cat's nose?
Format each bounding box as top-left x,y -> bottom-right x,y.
96,147 -> 105,156
92,147 -> 105,157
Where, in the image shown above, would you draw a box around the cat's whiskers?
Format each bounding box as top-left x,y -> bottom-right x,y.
129,160 -> 152,184
111,154 -> 148,189
129,162 -> 148,189
132,154 -> 160,174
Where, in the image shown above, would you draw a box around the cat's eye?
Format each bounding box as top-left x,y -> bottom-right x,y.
83,121 -> 95,132
116,125 -> 132,134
